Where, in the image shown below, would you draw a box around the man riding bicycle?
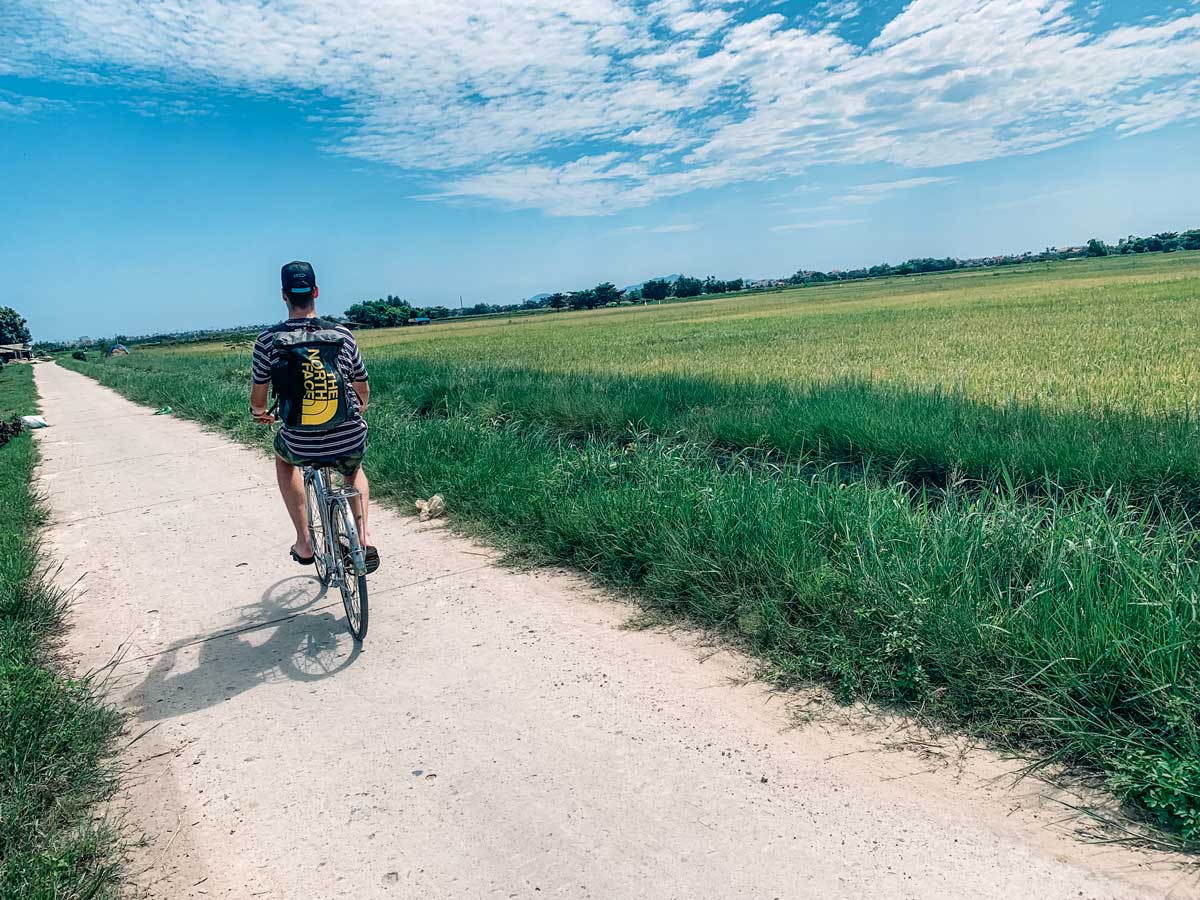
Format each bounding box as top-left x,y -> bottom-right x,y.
249,260 -> 380,573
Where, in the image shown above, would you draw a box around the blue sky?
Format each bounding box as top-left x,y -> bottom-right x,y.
2,0 -> 1199,341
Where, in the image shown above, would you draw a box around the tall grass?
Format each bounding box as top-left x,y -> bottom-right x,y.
385,362 -> 1200,509
63,347 -> 1200,843
72,349 -> 1200,510
0,365 -> 124,900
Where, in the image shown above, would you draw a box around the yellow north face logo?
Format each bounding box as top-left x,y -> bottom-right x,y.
300,348 -> 340,426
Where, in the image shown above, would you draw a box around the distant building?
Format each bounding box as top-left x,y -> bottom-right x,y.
409,317 -> 432,325
0,343 -> 32,364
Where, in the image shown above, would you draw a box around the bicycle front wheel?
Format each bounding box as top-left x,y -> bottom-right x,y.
331,502 -> 368,641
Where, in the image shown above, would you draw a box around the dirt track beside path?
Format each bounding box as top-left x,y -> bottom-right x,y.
35,362 -> 1190,899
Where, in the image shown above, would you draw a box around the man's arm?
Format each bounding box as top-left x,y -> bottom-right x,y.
250,382 -> 273,422
352,380 -> 369,414
344,330 -> 369,414
250,333 -> 274,423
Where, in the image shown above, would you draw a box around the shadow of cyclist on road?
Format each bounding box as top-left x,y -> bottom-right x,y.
129,575 -> 361,721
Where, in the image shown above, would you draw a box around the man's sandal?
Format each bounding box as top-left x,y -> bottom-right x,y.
364,545 -> 381,574
290,547 -> 315,566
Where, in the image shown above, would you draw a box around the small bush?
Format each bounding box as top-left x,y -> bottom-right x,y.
1109,751 -> 1200,840
0,415 -> 22,449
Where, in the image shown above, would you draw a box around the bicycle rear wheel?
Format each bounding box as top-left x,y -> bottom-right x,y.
305,475 -> 331,586
331,501 -> 368,641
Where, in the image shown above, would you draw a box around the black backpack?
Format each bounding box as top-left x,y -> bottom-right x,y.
268,318 -> 351,432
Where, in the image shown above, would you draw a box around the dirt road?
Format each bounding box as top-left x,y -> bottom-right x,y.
35,362 -> 1188,898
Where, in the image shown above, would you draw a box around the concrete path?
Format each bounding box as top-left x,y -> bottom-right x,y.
35,362 -> 1189,899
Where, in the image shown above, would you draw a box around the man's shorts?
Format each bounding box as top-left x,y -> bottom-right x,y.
274,431 -> 366,477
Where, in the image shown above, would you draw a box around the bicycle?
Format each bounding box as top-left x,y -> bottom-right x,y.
303,463 -> 369,642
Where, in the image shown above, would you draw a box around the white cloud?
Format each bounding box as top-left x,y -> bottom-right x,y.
0,88 -> 67,117
811,1 -> 862,22
770,218 -> 868,232
610,222 -> 700,233
839,175 -> 957,204
2,1 -> 1199,214
849,176 -> 956,194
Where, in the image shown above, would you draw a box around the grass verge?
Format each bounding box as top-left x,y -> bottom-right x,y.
0,364 -> 124,900
62,353 -> 1200,847
377,361 -> 1200,511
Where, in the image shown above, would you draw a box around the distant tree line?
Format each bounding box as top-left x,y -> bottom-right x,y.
1092,231 -> 1200,256
339,276 -> 751,328
333,227 -> 1200,330
639,276 -> 745,301
522,276 -> 748,314
35,225 -> 1200,346
34,326 -> 267,354
542,282 -> 625,311
343,294 -> 526,327
783,228 -> 1200,287
339,227 -> 1199,328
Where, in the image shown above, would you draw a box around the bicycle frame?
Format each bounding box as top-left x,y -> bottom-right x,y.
304,466 -> 367,583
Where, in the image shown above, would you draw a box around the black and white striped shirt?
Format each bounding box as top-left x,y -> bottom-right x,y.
252,317 -> 369,459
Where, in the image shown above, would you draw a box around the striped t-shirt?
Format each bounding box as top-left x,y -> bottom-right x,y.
252,317 -> 369,459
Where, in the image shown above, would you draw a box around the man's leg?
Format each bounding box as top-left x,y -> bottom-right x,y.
346,466 -> 371,548
275,455 -> 311,556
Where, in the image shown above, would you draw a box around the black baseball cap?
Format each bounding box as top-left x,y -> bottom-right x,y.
281,260 -> 316,295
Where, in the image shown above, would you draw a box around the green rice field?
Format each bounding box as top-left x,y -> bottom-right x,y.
358,252 -> 1200,410
65,250 -> 1200,844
